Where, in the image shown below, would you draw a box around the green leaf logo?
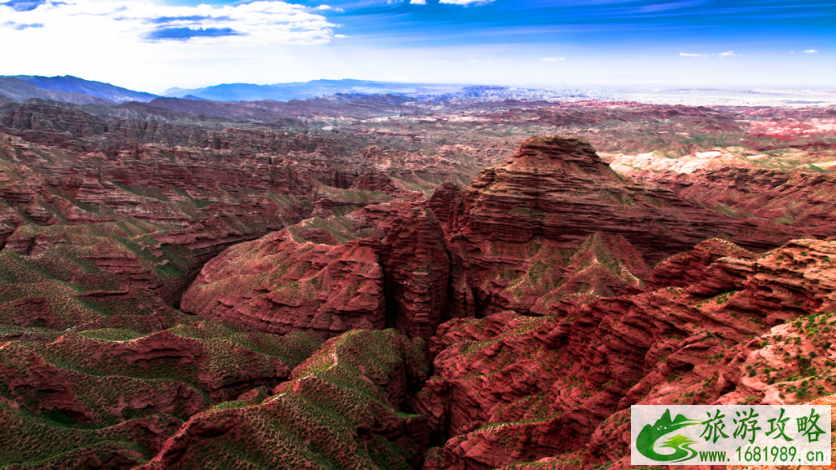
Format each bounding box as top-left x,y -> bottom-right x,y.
636,409 -> 701,462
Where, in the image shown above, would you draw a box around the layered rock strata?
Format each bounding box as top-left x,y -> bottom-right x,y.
140,329 -> 429,470
381,208 -> 450,341
443,134 -> 802,318
416,238 -> 836,469
630,166 -> 836,239
181,218 -> 386,337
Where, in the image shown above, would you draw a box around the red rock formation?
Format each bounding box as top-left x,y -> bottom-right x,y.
180,193 -> 458,343
312,165 -> 427,217
416,238 -> 836,470
454,134 -> 796,258
644,237 -> 755,290
140,329 -> 429,470
0,311 -> 324,468
0,342 -> 209,424
0,404 -> 183,469
381,207 -> 450,341
0,133 -> 311,229
529,232 -> 651,312
311,187 -> 394,218
446,230 -> 654,319
4,98 -> 836,470
427,181 -> 461,228
181,220 -> 386,338
350,166 -> 420,199
361,145 -> 389,164
443,134 -> 804,319
345,199 -> 421,233
629,166 -> 836,239
0,133 -> 318,314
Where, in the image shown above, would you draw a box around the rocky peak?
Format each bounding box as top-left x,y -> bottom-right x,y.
381,207 -> 450,342
349,166 -> 419,200
513,134 -> 600,162
441,134 -> 807,319
427,181 -> 461,226
456,133 -> 798,259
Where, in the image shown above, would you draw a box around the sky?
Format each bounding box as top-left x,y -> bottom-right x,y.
0,0 -> 834,93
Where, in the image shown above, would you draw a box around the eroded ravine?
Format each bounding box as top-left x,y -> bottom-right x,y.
3,128 -> 836,469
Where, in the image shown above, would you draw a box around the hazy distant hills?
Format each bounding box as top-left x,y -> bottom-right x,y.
1,74 -> 830,114
0,74 -> 599,110
144,92 -> 421,122
0,77 -> 115,105
0,75 -> 468,106
12,75 -> 158,103
0,74 -> 611,126
164,79 -> 463,102
162,79 -> 601,103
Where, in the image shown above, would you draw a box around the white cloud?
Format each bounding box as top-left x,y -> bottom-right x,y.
316,5 -> 344,11
0,0 -> 335,45
805,49 -> 819,53
790,50 -> 795,53
541,57 -> 557,61
719,51 -> 737,56
334,34 -> 347,38
409,0 -> 427,4
2,20 -> 43,29
438,0 -> 495,5
680,52 -> 713,57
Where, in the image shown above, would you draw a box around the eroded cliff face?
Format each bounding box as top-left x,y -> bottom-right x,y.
168,135 -> 836,470
181,204 -> 456,342
0,308 -> 325,469
0,126 -> 470,320
442,135 -> 800,319
351,166 -> 421,200
628,166 -> 836,240
0,136 -> 310,246
450,135 -> 783,254
139,329 -> 429,470
643,237 -> 757,290
0,134 -> 315,322
181,219 -> 386,338
5,124 -> 836,470
416,238 -> 836,470
381,208 -> 450,342
179,134 -> 828,343
426,181 -> 461,229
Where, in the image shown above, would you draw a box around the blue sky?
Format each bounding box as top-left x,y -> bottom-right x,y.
0,0 -> 833,92
301,0 -> 835,45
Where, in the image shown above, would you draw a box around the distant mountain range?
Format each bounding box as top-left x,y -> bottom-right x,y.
6,75 -> 158,103
163,79 -> 464,102
0,77 -> 116,105
2,74 -> 831,111
0,76 -> 471,105
0,74 -> 604,109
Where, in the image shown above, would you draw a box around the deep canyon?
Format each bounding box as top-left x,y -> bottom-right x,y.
0,88 -> 835,470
